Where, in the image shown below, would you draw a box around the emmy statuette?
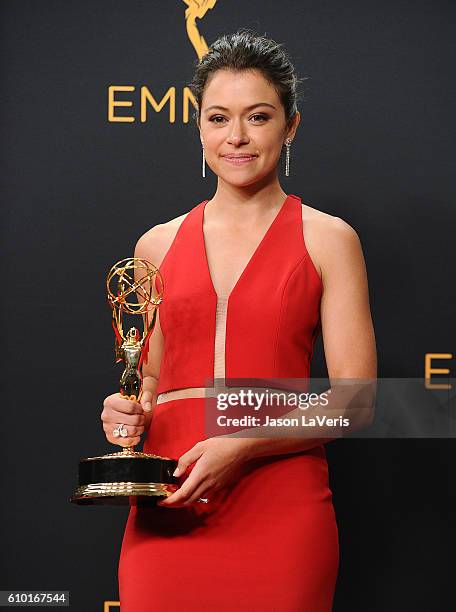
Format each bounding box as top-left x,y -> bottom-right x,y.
70,258 -> 179,506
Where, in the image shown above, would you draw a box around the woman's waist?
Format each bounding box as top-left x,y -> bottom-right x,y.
156,381 -> 313,405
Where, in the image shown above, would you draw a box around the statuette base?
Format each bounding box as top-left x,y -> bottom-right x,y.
70,450 -> 178,506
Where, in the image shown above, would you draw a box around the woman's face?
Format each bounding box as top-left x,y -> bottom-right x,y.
198,69 -> 299,186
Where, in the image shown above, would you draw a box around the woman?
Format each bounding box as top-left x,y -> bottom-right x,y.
102,29 -> 377,611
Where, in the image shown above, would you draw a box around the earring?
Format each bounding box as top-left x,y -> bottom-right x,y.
201,141 -> 206,178
284,138 -> 292,177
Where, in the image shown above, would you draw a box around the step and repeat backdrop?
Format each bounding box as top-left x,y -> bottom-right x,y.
1,1 -> 454,611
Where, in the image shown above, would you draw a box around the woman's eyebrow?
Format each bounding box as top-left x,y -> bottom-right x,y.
204,103 -> 277,113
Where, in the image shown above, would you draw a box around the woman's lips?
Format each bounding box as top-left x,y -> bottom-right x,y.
222,155 -> 258,165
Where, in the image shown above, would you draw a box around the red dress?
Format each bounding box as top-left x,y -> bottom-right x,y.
118,194 -> 339,611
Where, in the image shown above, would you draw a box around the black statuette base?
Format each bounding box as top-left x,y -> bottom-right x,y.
70,452 -> 179,506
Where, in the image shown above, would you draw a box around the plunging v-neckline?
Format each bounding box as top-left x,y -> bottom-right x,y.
201,194 -> 291,302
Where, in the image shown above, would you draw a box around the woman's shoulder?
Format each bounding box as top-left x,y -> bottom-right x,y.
301,200 -> 357,232
134,210 -> 191,267
300,201 -> 363,279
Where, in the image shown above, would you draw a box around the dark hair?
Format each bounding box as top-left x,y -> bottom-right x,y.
187,28 -> 308,129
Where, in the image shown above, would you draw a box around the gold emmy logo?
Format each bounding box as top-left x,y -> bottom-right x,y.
183,0 -> 218,60
108,1 -> 218,123
424,352 -> 453,389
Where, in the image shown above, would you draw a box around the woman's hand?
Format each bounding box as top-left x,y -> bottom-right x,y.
157,438 -> 250,507
101,392 -> 146,447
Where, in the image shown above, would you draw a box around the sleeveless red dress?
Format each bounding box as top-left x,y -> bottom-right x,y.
118,194 -> 339,611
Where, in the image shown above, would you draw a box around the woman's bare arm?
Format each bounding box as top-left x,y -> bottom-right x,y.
133,222 -> 178,430
226,214 -> 378,460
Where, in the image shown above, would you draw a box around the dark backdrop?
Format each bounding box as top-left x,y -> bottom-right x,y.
1,1 -> 455,610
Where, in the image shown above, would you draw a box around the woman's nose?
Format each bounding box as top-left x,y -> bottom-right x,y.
227,133 -> 248,145
227,119 -> 249,144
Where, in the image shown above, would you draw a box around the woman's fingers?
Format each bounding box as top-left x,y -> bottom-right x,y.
102,410 -> 145,427
104,423 -> 143,447
102,423 -> 145,437
185,482 -> 213,505
108,434 -> 141,448
101,393 -> 146,446
101,394 -> 146,426
108,393 -> 144,415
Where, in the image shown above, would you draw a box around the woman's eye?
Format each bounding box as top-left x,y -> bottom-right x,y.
209,114 -> 268,124
251,114 -> 268,122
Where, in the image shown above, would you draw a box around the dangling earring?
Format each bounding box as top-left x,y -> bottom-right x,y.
284,138 -> 292,177
201,141 -> 206,178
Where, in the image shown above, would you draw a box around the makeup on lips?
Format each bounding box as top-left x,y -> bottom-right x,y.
222,154 -> 258,165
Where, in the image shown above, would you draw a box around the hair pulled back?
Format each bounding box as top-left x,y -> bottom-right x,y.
187,28 -> 308,129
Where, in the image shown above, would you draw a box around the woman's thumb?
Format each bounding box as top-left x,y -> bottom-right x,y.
141,390 -> 153,412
